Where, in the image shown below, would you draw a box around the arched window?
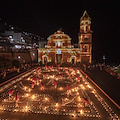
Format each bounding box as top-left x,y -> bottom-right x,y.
84,36 -> 89,41
56,42 -> 62,48
58,42 -> 61,47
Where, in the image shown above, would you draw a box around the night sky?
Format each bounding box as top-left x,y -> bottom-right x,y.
0,0 -> 120,64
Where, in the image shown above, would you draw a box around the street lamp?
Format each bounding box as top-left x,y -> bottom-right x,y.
103,55 -> 105,64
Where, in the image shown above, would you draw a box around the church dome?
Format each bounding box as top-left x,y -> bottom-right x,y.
47,29 -> 71,40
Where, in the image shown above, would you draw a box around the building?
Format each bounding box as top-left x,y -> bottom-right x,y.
78,10 -> 92,64
1,30 -> 32,49
0,31 -> 38,64
0,34 -> 14,52
38,11 -> 92,65
39,40 -> 47,48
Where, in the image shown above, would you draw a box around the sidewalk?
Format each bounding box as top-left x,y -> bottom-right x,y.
86,67 -> 120,106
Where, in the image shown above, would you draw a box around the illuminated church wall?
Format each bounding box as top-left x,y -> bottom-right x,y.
38,11 -> 92,64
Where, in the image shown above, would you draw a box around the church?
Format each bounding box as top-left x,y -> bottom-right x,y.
38,11 -> 92,65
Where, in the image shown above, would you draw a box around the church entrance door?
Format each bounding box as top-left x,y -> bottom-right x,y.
44,57 -> 47,64
56,54 -> 62,64
71,58 -> 75,64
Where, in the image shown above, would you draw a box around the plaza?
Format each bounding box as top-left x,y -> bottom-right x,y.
0,66 -> 119,120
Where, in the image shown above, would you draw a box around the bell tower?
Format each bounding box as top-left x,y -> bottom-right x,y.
78,10 -> 92,64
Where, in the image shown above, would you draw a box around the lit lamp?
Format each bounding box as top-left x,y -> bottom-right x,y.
25,93 -> 29,97
45,97 -> 48,101
80,110 -> 83,115
55,103 -> 59,107
24,105 -> 29,112
24,86 -> 27,90
32,95 -> 35,100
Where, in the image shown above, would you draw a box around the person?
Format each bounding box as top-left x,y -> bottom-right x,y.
3,71 -> 6,79
17,68 -> 20,73
0,71 -> 3,79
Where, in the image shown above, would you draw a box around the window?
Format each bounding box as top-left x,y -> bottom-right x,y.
56,42 -> 62,48
9,35 -> 14,43
84,36 -> 89,41
84,46 -> 87,52
81,21 -> 84,24
58,42 -> 61,47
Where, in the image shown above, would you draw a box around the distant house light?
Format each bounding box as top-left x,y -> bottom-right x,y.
11,27 -> 14,29
9,35 -> 13,39
15,45 -> 21,49
26,46 -> 32,49
103,55 -> 105,60
22,39 -> 25,43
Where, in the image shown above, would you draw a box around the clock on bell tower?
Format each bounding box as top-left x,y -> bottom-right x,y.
78,10 -> 92,64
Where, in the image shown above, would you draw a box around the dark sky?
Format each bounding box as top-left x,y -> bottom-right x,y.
0,0 -> 120,64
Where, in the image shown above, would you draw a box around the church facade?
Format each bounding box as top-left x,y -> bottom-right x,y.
38,11 -> 92,65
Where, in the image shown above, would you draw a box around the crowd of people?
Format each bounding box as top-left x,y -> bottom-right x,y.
86,63 -> 120,80
0,63 -> 39,80
1,62 -> 120,82
104,66 -> 120,80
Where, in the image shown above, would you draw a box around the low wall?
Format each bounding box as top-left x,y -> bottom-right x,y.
0,52 -> 32,63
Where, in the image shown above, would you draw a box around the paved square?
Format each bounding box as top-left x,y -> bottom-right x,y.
0,66 -> 119,120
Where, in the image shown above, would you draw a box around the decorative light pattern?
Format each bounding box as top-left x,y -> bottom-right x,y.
0,66 -> 119,119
